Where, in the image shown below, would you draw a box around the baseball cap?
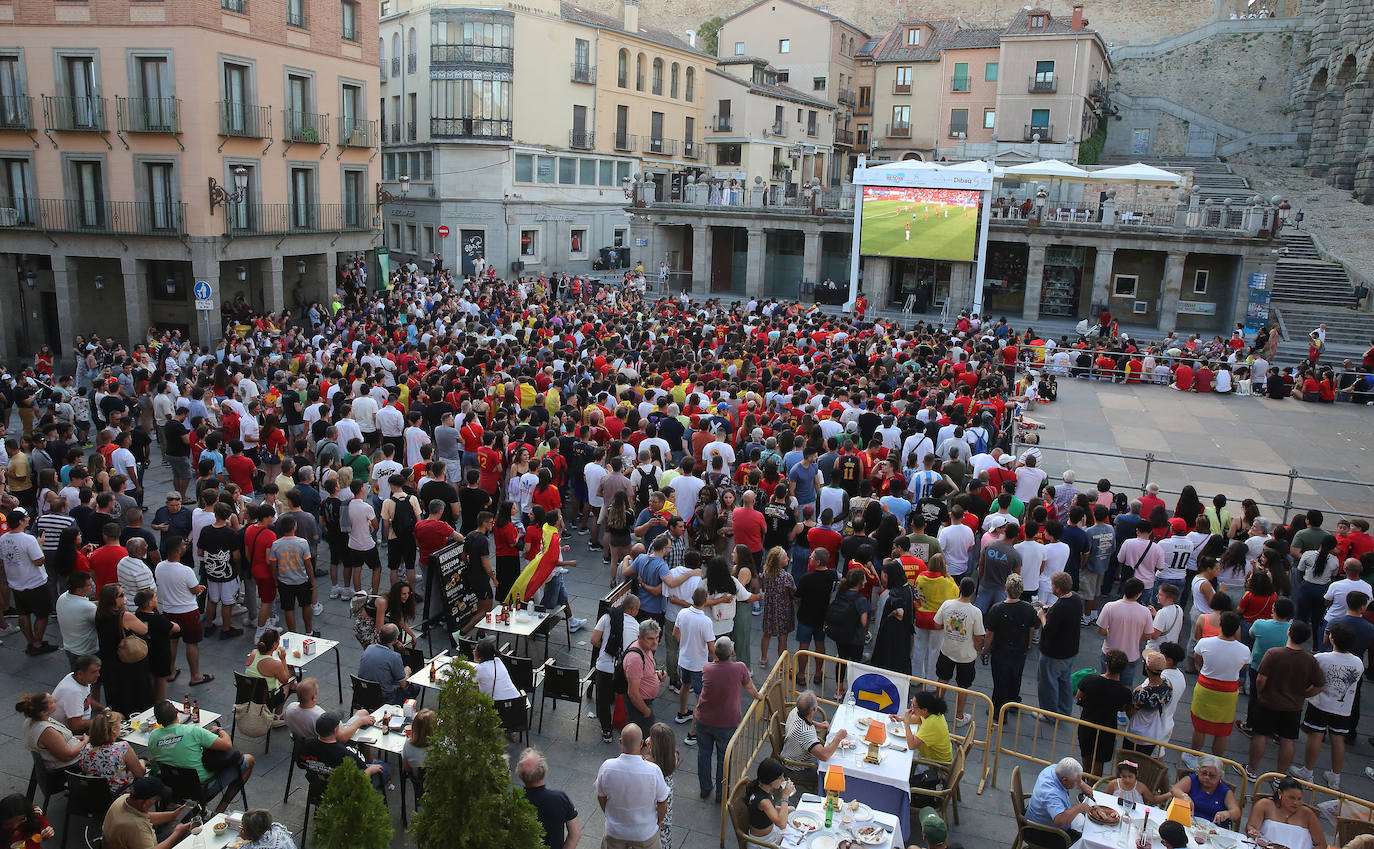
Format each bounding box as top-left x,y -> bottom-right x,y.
997,454 -> 1014,466
129,777 -> 174,802
1168,517 -> 1188,533
919,807 -> 948,844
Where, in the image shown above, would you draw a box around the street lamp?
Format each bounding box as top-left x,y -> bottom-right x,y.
237,266 -> 247,282
208,165 -> 249,214
376,174 -> 410,206
297,259 -> 307,276
165,277 -> 176,296
25,271 -> 35,288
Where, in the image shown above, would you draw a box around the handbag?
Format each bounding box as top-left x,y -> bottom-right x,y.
232,702 -> 274,738
117,630 -> 148,664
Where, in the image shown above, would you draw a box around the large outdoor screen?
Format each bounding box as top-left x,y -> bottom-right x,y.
859,186 -> 981,262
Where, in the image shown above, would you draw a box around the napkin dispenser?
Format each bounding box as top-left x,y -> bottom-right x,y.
404,698 -> 417,718
1166,796 -> 1193,826
302,638 -> 316,656
386,714 -> 406,732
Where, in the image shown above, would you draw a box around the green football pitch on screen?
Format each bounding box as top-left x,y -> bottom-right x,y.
859,187 -> 980,262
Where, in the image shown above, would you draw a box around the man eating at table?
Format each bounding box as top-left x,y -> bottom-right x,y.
1025,757 -> 1096,849
779,690 -> 848,783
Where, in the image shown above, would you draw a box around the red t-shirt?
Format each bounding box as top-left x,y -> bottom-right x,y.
89,544 -> 129,591
806,526 -> 842,564
531,485 -> 562,514
732,507 -> 766,553
226,454 -> 257,493
414,518 -> 454,562
477,446 -> 504,494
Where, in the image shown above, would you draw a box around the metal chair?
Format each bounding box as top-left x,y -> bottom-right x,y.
230,671 -> 274,753
282,735 -> 305,804
533,603 -> 572,655
537,663 -> 585,739
61,771 -> 112,849
503,654 -> 544,697
1010,764 -> 1072,849
158,762 -> 248,812
298,768 -> 333,848
494,695 -> 532,745
25,751 -> 67,811
453,634 -> 479,660
349,675 -> 385,713
400,764 -> 425,827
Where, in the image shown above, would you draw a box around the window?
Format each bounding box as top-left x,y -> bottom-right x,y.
617,49 -> 628,88
64,56 -> 100,129
670,63 -> 679,98
408,28 -> 417,72
558,157 -> 575,184
287,0 -> 306,28
423,226 -> 433,256
341,1 -> 359,41
343,169 -> 366,225
578,159 -> 596,184
684,115 -> 694,142
1031,108 -> 1050,130
515,153 -> 533,182
650,111 -> 664,149
615,104 -> 629,149
778,39 -> 790,53
716,143 -> 741,165
894,66 -> 912,93
652,58 -> 663,95
950,108 -> 967,136
855,122 -> 869,147
1112,274 -> 1138,298
570,227 -> 588,258
422,150 -> 432,179
952,62 -> 969,92
777,70 -> 789,83
536,155 -> 554,183
983,108 -> 995,129
571,104 -> 589,148
1030,13 -> 1046,28
985,62 -> 999,81
1193,269 -> 1209,295
406,92 -> 416,138
1034,60 -> 1055,89
734,42 -> 744,55
289,166 -> 314,228
858,85 -> 871,110
891,105 -> 910,131
635,53 -> 645,91
430,73 -> 512,137
71,159 -> 105,227
599,160 -> 613,186
906,28 -> 920,45
392,33 -> 400,75
225,163 -> 254,229
2,157 -> 34,223
222,0 -> 246,11
389,222 -> 401,249
574,39 -> 591,81
405,223 -> 416,251
685,67 -> 694,102
1,56 -> 25,128
616,161 -> 630,183
520,228 -> 538,258
614,228 -> 626,248
340,83 -> 361,140
813,76 -> 826,91
286,73 -> 313,139
135,57 -> 174,131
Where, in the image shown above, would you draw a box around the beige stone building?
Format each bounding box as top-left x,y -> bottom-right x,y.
377,0 -> 708,277
0,0 -> 379,358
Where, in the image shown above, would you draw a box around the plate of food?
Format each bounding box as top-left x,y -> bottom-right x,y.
844,800 -> 874,821
1087,805 -> 1122,825
806,835 -> 839,849
854,716 -> 872,729
838,739 -> 858,751
887,722 -> 906,737
853,824 -> 887,845
791,813 -> 822,834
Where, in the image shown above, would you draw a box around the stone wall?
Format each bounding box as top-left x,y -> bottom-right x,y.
1290,0 -> 1374,201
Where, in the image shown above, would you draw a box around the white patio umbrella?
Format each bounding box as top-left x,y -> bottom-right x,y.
1090,162 -> 1184,204
1002,159 -> 1095,205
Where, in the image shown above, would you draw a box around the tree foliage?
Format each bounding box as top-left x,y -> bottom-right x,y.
409,665 -> 544,849
697,16 -> 725,56
311,759 -> 394,849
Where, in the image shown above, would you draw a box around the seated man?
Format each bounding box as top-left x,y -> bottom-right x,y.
297,711 -> 389,789
357,623 -> 419,705
282,676 -> 374,741
778,690 -> 847,781
1025,757 -> 1096,849
52,654 -> 104,734
102,777 -> 193,849
145,700 -> 255,814
474,637 -> 522,701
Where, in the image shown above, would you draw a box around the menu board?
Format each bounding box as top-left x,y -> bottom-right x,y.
433,541 -> 482,632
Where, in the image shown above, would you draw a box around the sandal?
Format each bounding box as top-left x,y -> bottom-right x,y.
189,673 -> 216,686
167,669 -> 181,683
759,658 -> 769,668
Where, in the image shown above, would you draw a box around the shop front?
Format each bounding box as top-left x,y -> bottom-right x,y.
889,258 -> 952,312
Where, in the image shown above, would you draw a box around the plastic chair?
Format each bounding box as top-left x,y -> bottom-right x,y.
231,671 -> 274,753
349,675 -> 385,713
494,695 -> 531,745
454,635 -> 479,660
158,762 -> 248,812
1010,764 -> 1072,849
537,663 -> 584,739
503,654 -> 543,697
281,735 -> 304,804
61,771 -> 112,849
25,751 -> 67,811
400,764 -> 425,827
533,604 -> 572,655
298,768 -> 333,848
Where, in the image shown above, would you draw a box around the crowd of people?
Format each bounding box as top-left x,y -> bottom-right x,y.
0,262 -> 1370,849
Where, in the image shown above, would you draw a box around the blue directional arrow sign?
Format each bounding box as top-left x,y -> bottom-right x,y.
849,671 -> 902,715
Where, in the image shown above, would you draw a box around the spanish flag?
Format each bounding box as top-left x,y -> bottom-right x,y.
506,523 -> 560,605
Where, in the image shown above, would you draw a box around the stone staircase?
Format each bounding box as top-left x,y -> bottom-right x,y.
1270,232 -> 1364,361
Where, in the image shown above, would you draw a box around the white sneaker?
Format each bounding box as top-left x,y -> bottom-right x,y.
569,617 -> 587,632
264,617 -> 280,631
1288,765 -> 1314,782
0,624 -> 20,637
312,602 -> 324,616
328,586 -> 341,600
955,713 -> 972,728
1323,770 -> 1340,789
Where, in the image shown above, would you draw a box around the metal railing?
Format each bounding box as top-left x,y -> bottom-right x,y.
406,54 -> 417,74
682,140 -> 700,159
380,66 -> 387,84
1028,75 -> 1057,93
769,120 -> 786,136
1252,772 -> 1374,824
221,0 -> 245,11
389,122 -> 400,143
612,132 -> 636,151
645,136 -> 676,155
893,82 -> 912,94
42,95 -> 107,132
117,96 -> 181,134
218,101 -> 271,138
406,121 -> 416,141
711,115 -> 732,132
430,117 -> 511,139
391,57 -> 400,76
223,202 -> 374,236
0,197 -> 187,235
342,21 -> 358,42
717,653 -> 790,848
949,123 -> 969,138
886,122 -> 911,138
1023,123 -> 1053,141
952,76 -> 970,92
286,5 -> 305,27
570,63 -> 595,84
283,109 -> 327,143
835,127 -> 854,145
0,95 -> 35,130
337,117 -> 376,147
838,88 -> 856,106
430,44 -> 512,64
569,130 -> 594,150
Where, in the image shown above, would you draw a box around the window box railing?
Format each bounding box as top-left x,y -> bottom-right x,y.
117,96 -> 181,134
430,44 -> 513,65
885,123 -> 910,138
221,0 -> 246,12
892,82 -> 911,94
612,132 -> 636,152
569,130 -> 594,150
407,54 -> 417,74
342,22 -> 359,41
1028,75 -> 1057,93
286,7 -> 306,27
391,58 -> 401,77
406,121 -> 415,141
224,202 -> 375,235
1023,123 -> 1054,141
43,95 -> 107,133
571,63 -> 595,84
337,117 -> 376,147
949,123 -> 969,137
952,76 -> 970,92
834,127 -> 853,145
0,197 -> 187,235
389,122 -> 400,143
769,120 -> 786,136
682,140 -> 700,159
218,101 -> 271,138
837,88 -> 856,106
430,117 -> 512,139
283,109 -> 328,143
0,95 -> 35,130
380,66 -> 387,84
645,137 -> 676,155
711,115 -> 732,132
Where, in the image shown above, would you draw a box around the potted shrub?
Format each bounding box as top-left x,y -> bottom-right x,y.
409,664 -> 543,849
310,759 -> 393,849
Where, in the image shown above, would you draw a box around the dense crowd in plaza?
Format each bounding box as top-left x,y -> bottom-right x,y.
0,262 -> 1371,849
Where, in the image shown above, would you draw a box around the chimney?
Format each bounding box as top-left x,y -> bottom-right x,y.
685,28 -> 696,47
623,0 -> 639,34
1071,5 -> 1085,30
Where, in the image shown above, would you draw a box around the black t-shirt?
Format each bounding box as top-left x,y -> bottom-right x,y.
839,533 -> 871,567
419,480 -> 460,526
463,531 -> 491,587
1040,594 -> 1083,660
986,598 -> 1038,655
298,738 -> 366,773
424,401 -> 453,431
130,428 -> 153,466
658,417 -> 686,452
164,419 -> 190,457
136,609 -> 175,676
457,486 -> 492,534
523,785 -> 577,849
198,524 -> 240,582
1077,674 -> 1132,728
762,501 -> 796,551
796,568 -> 839,627
281,390 -> 303,425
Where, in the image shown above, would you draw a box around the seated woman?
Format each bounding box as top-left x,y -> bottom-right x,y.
243,629 -> 297,713
16,692 -> 85,772
903,691 -> 952,785
238,809 -> 298,849
745,758 -> 796,844
1244,778 -> 1325,849
0,795 -> 53,849
1102,760 -> 1161,806
78,710 -> 145,794
355,581 -> 419,647
1171,756 -> 1242,827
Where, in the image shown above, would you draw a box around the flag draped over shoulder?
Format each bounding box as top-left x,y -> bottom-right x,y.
506,524 -> 559,604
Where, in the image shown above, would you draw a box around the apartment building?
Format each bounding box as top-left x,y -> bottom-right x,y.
863,6 -> 1110,163
0,0 -> 378,358
377,0 -> 709,277
715,0 -> 868,181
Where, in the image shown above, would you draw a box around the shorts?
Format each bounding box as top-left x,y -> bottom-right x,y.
679,667 -> 704,695
1251,701 -> 1302,740
168,455 -> 192,479
935,653 -> 976,689
347,546 -> 382,571
204,752 -> 248,796
277,581 -> 312,611
386,538 -> 416,572
1079,570 -> 1104,600
1078,725 -> 1118,766
206,579 -> 239,605
13,586 -> 51,618
168,610 -> 204,644
1301,703 -> 1353,736
796,621 -> 826,644
326,534 -> 349,563
255,577 -> 278,605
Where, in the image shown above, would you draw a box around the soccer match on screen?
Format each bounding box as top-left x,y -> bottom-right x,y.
858,185 -> 982,262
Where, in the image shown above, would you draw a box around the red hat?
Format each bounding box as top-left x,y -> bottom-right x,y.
1169,517 -> 1188,533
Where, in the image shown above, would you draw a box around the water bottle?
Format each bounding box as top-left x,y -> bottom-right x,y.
844,688 -> 856,711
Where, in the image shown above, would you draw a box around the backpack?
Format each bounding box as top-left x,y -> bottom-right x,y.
825,590 -> 862,646
612,645 -> 646,694
633,466 -> 660,512
389,495 -> 417,536
969,427 -> 989,455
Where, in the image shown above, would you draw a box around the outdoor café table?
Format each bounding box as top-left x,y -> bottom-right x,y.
780,793 -> 901,849
815,702 -> 915,842
406,651 -> 473,706
1073,789 -> 1253,849
122,704 -> 222,749
279,632 -> 343,701
473,607 -> 545,656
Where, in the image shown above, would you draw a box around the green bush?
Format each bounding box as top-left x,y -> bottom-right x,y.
1078,123 -> 1108,165
311,760 -> 394,849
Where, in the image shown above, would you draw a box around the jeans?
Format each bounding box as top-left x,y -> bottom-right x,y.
540,573 -> 568,611
626,698 -> 655,737
1297,581 -> 1328,650
991,651 -> 1026,715
1038,654 -> 1076,716
696,722 -> 734,797
664,625 -> 680,682
976,586 -> 1006,617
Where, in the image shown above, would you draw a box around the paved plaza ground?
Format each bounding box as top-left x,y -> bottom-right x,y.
2,378 -> 1372,849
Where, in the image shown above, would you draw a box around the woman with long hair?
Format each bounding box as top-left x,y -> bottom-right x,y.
603,490 -> 635,584
589,595 -> 641,743
50,525 -> 89,580
35,469 -> 60,517
93,584 -> 151,714
1216,540 -> 1250,606
869,560 -> 915,675
0,794 -> 53,849
757,547 -> 795,669
1296,535 -> 1340,648
1230,499 -> 1262,540
717,488 -> 738,554
743,759 -> 795,843
358,579 -> 420,646
492,500 -> 524,602
1174,485 -> 1203,529
645,722 -> 679,849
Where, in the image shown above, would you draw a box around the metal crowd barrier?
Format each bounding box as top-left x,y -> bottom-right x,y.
718,651 -> 791,847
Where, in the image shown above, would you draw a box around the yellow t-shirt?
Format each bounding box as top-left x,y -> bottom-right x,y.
914,713 -> 952,764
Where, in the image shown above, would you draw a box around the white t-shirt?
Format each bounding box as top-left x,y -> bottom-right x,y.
1194,635 -> 1250,682
937,523 -> 976,576
701,441 -> 736,475
1156,535 -> 1194,581
110,448 -> 138,489
1309,651 -> 1365,716
584,463 -> 607,509
1324,578 -> 1366,621
154,559 -> 201,615
351,396 -> 379,432
0,531 -> 46,591
674,606 -> 715,672
1013,466 -> 1048,501
475,658 -> 521,701
52,672 -> 92,727
593,613 -> 640,674
403,426 -> 431,467
1160,667 -> 1188,742
56,592 -> 98,655
1041,541 -> 1071,584
934,598 -> 984,663
1146,603 -> 1185,652
663,566 -> 701,624
347,499 -> 377,551
1014,539 -> 1047,595
671,475 -> 705,521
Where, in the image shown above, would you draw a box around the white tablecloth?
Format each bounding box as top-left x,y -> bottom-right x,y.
780,795 -> 899,849
815,704 -> 914,793
1075,791 -> 1251,849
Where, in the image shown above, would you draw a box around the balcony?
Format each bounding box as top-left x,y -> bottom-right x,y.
885,123 -> 911,138
855,100 -> 872,117
837,88 -> 856,107
682,140 -> 700,159
430,117 -> 512,139
391,58 -> 401,77
117,97 -> 181,134
1023,123 -> 1054,141
835,127 -> 854,145
407,54 -> 417,74
612,132 -> 636,152
218,102 -> 271,138
571,63 -> 596,84
42,95 -> 107,133
283,110 -> 328,144
768,120 -> 786,136
223,202 -> 375,236
389,123 -> 400,143
1028,75 -> 1057,93
948,123 -> 969,138
0,197 -> 187,235
892,83 -> 911,95
430,44 -> 513,65
569,130 -> 594,150
337,117 -> 377,148
952,76 -> 970,92
0,95 -> 35,130
380,66 -> 387,84
644,137 -> 676,156
711,115 -> 732,133
406,121 -> 416,141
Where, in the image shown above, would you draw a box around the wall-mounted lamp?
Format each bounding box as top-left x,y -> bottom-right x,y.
165,277 -> 177,296
376,175 -> 410,206
208,165 -> 249,215
297,259 -> 307,276
25,271 -> 36,288
93,274 -> 104,290
237,265 -> 247,282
